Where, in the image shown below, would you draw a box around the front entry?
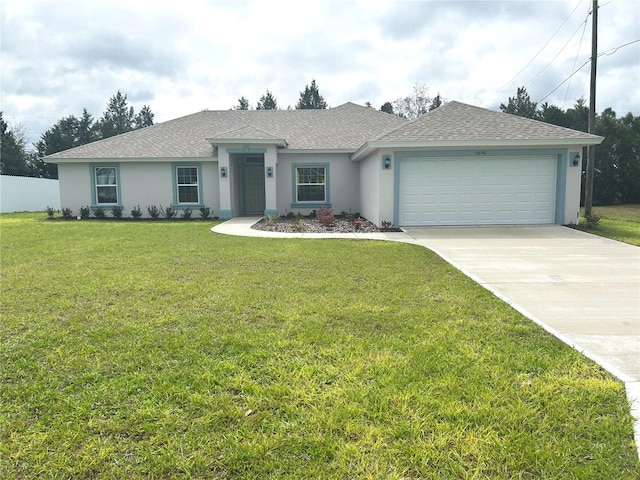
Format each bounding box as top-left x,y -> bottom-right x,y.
242,156 -> 266,215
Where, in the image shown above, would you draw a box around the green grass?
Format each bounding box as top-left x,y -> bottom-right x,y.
1,213 -> 639,479
581,204 -> 640,246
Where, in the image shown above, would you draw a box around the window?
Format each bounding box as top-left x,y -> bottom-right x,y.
296,166 -> 326,203
176,166 -> 199,203
94,166 -> 118,204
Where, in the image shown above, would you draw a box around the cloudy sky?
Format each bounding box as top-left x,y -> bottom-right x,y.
2,0 -> 639,146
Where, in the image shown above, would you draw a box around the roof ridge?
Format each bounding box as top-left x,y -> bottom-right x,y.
215,124 -> 280,138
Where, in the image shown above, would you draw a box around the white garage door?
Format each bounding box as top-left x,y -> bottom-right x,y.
399,156 -> 556,226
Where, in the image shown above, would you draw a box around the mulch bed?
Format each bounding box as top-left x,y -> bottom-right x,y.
252,216 -> 398,233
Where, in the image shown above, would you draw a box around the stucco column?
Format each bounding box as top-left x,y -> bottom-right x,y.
217,147 -> 233,219
264,146 -> 278,217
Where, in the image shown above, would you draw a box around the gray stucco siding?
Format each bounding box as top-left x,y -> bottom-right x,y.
275,153 -> 360,216
57,160 -> 219,218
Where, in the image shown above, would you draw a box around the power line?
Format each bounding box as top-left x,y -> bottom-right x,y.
537,59 -> 591,104
535,38 -> 640,105
563,4 -> 591,107
598,38 -> 640,56
522,17 -> 588,90
498,0 -> 586,92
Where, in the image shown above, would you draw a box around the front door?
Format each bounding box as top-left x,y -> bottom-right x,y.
242,156 -> 265,215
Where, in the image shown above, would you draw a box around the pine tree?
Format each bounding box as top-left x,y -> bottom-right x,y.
499,86 -> 537,119
256,90 -> 278,110
234,97 -> 250,110
295,80 -> 327,109
97,90 -> 136,138
0,112 -> 31,176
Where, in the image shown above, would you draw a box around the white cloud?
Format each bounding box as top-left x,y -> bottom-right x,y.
1,0 -> 638,146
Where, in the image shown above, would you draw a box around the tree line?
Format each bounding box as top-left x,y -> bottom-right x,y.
1,91 -> 153,179
500,87 -> 639,205
2,82 -> 638,205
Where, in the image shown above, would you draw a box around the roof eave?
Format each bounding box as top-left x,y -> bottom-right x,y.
207,138 -> 288,147
351,137 -> 604,160
278,148 -> 355,155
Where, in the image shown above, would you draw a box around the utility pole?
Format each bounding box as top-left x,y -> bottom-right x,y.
584,0 -> 598,217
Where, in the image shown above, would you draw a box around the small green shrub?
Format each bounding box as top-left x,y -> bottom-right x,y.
181,208 -> 192,220
161,205 -> 177,219
286,211 -> 295,219
111,205 -> 123,219
381,220 -> 393,230
199,206 -> 210,220
131,205 -> 142,219
316,208 -> 335,227
93,207 -> 106,219
79,206 -> 91,219
293,220 -> 305,232
265,214 -> 280,227
583,213 -> 602,229
61,208 -> 73,220
45,206 -> 56,219
147,205 -> 160,219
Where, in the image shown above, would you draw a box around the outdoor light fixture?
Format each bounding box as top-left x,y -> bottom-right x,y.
266,166 -> 273,177
383,155 -> 391,169
572,152 -> 581,166
220,166 -> 227,178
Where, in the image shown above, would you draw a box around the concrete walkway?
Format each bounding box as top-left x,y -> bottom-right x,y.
212,217 -> 640,454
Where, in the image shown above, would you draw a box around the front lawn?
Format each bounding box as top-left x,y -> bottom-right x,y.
581,204 -> 640,246
1,213 -> 638,478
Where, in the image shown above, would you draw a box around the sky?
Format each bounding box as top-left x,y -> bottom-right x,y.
1,0 -> 639,147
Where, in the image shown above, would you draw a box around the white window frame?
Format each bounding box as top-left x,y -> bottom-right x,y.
92,165 -> 119,205
174,164 -> 202,205
293,164 -> 329,205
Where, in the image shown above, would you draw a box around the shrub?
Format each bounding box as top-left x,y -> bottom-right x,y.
381,220 -> 393,231
93,207 -> 106,219
111,205 -> 123,219
79,206 -> 91,219
131,205 -> 142,219
147,205 -> 160,219
316,208 -> 335,227
293,220 -> 305,232
160,205 -> 177,219
265,214 -> 280,227
61,208 -> 73,220
181,208 -> 192,220
583,213 -> 602,229
199,206 -> 211,220
45,206 -> 56,219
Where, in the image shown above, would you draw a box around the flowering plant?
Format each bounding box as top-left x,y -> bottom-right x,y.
353,219 -> 362,231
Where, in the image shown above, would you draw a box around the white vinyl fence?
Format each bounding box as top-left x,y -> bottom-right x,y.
0,175 -> 60,213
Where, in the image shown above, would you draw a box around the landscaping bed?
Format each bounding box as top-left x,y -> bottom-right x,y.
253,211 -> 399,233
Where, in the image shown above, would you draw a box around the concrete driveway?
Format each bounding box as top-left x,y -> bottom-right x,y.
403,225 -> 640,453
403,226 -> 639,381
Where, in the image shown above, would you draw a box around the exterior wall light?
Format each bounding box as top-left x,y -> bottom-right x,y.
572,152 -> 581,166
266,166 -> 273,177
220,166 -> 227,178
382,155 -> 392,169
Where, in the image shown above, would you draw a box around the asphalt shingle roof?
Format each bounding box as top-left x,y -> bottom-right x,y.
46,103 -> 408,159
46,101 -> 602,161
372,101 -> 602,143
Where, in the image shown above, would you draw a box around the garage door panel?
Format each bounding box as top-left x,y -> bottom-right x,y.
399,156 -> 556,226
